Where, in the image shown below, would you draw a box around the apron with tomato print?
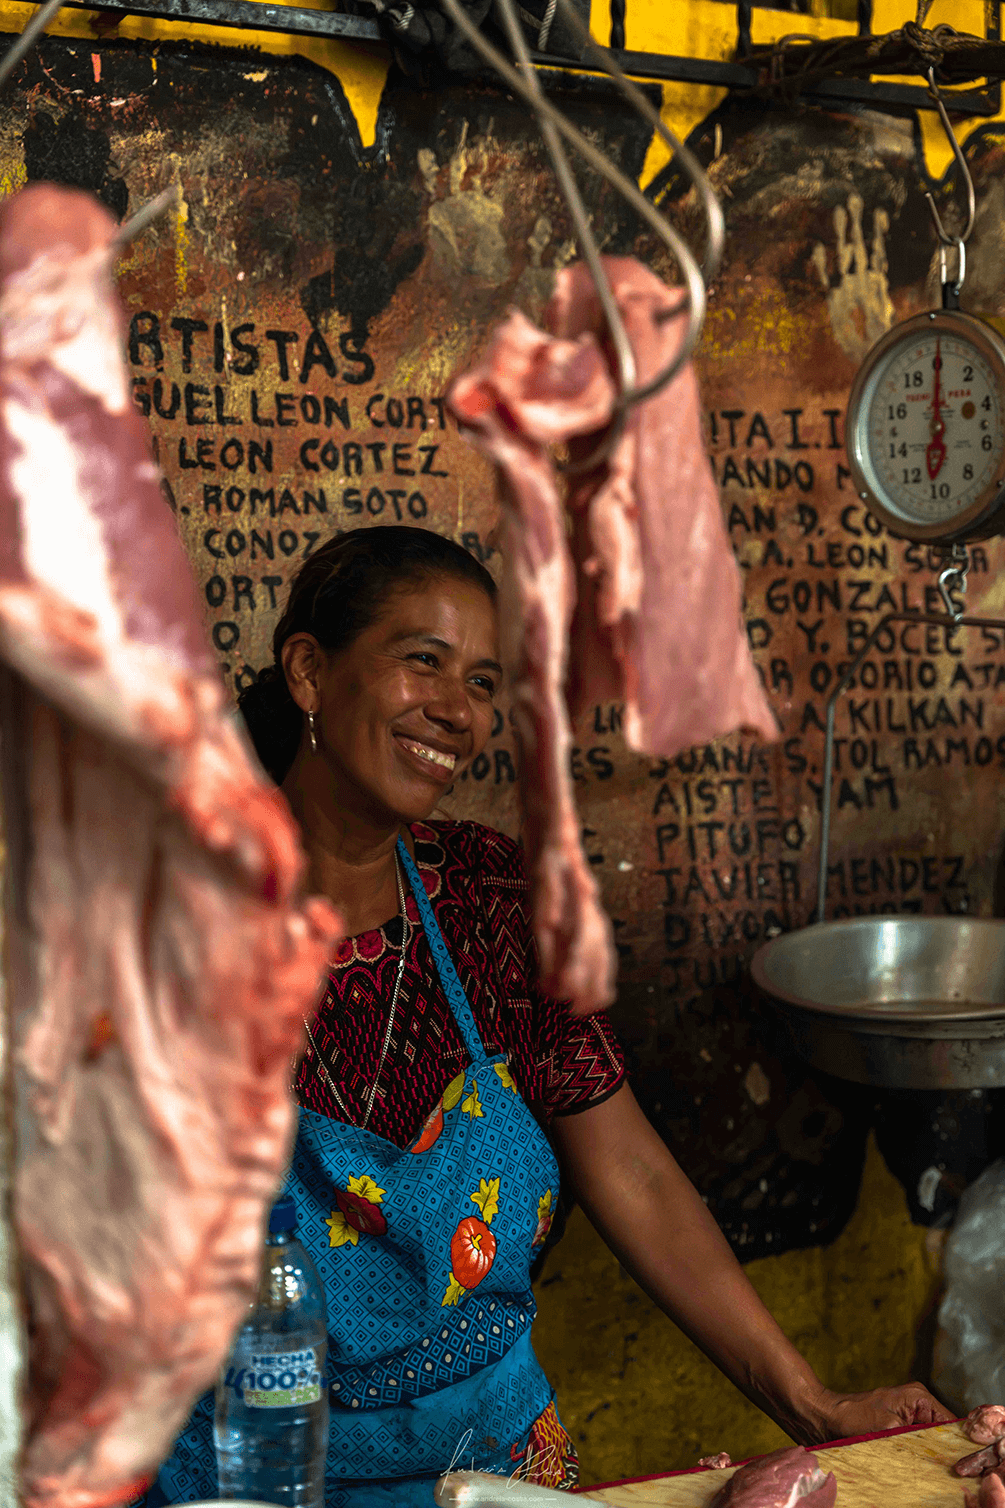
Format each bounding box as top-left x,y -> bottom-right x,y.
143,838 -> 569,1508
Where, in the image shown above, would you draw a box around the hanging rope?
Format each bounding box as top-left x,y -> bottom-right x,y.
743,20 -> 1005,95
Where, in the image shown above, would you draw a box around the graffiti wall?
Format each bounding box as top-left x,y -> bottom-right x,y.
5,24 -> 1005,1269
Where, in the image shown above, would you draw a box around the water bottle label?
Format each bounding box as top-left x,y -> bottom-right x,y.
223,1346 -> 325,1408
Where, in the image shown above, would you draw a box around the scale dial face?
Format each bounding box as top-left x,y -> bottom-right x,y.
846,311 -> 1005,542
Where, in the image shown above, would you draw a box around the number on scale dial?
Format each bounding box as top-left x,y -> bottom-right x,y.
868,331 -> 1002,523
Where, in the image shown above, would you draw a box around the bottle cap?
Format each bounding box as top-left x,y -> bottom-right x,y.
269,1194 -> 297,1233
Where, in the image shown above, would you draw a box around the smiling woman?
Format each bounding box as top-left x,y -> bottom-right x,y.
141,526 -> 627,1508
238,527 -> 500,797
142,526 -> 951,1508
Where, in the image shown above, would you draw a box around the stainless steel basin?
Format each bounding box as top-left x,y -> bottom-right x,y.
750,916 -> 1005,1089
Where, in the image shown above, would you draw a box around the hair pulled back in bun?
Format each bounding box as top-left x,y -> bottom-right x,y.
237,526 -> 498,784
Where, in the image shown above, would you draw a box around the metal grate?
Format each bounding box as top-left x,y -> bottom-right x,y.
17,0 -> 1003,115
597,0 -> 1001,114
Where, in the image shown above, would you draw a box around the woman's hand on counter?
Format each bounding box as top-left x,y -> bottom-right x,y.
799,1382 -> 954,1444
551,1086 -> 955,1446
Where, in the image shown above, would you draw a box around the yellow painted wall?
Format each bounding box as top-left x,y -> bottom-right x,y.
534,1135 -> 942,1484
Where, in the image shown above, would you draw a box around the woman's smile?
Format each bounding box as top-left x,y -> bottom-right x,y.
392,731 -> 459,777
284,575 -> 501,828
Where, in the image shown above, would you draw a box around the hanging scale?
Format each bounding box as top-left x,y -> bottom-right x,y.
845,72 -> 1005,551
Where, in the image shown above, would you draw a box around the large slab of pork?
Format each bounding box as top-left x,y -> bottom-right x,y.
448,258 -> 774,1014
549,256 -> 776,755
0,184 -> 340,1508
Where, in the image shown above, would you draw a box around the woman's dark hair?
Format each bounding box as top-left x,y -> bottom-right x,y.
237,526 -> 498,783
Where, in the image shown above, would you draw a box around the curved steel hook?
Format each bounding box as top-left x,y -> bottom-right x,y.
437,0 -> 719,464
550,0 -> 724,289
924,65 -> 976,248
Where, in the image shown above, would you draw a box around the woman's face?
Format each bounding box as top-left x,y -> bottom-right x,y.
310,574 -> 501,826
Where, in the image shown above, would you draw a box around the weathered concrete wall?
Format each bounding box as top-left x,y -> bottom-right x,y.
0,0 -> 1001,1481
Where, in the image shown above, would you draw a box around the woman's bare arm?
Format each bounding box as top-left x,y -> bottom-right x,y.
551,1083 -> 951,1444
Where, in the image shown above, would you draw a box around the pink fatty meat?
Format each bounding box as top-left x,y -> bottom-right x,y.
448,309 -> 618,1014
964,1469 -> 1005,1508
448,258 -> 775,1014
708,1447 -> 836,1508
0,184 -> 340,1508
548,257 -> 776,758
965,1409 -> 1005,1447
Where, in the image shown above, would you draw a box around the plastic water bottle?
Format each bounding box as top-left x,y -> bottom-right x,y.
214,1194 -> 329,1508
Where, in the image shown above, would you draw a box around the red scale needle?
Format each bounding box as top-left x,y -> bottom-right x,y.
927,338 -> 947,480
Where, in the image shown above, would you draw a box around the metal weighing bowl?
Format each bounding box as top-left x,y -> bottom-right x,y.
750,916 -> 1005,1090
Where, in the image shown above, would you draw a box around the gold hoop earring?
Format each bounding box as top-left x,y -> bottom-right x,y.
307,710 -> 319,756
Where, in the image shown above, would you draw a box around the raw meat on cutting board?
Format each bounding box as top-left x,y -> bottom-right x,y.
965,1470 -> 1005,1507
966,1408 -> 1005,1446
0,184 -> 339,1508
708,1446 -> 836,1508
956,1440 -> 1005,1477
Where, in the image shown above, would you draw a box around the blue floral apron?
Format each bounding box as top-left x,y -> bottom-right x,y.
145,838 -> 565,1507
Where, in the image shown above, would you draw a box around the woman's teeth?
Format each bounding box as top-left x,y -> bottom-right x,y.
400,738 -> 456,771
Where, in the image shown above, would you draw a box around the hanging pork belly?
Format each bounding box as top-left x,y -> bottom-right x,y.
0,184 -> 340,1508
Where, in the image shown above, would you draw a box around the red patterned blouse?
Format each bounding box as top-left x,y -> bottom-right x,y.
295,819 -> 626,1149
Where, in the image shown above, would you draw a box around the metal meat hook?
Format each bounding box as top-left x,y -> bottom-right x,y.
936,543 -> 969,621
436,0 -> 722,470
924,65 -> 976,277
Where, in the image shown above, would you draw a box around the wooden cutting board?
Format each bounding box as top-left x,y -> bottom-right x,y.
580,1422 -> 974,1507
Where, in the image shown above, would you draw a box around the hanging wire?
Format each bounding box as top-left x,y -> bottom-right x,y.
550,0 -> 724,288
111,185 -> 181,250
0,0 -> 62,91
495,0 -> 636,415
936,543 -> 969,621
923,67 -> 976,299
924,64 -> 977,247
437,0 -> 721,433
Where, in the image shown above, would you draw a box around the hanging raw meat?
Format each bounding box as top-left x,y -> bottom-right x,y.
448,256 -> 775,1015
550,257 -> 776,754
0,184 -> 340,1508
448,310 -> 618,1013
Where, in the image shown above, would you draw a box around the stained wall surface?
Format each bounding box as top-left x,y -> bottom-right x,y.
0,0 -> 1003,1481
